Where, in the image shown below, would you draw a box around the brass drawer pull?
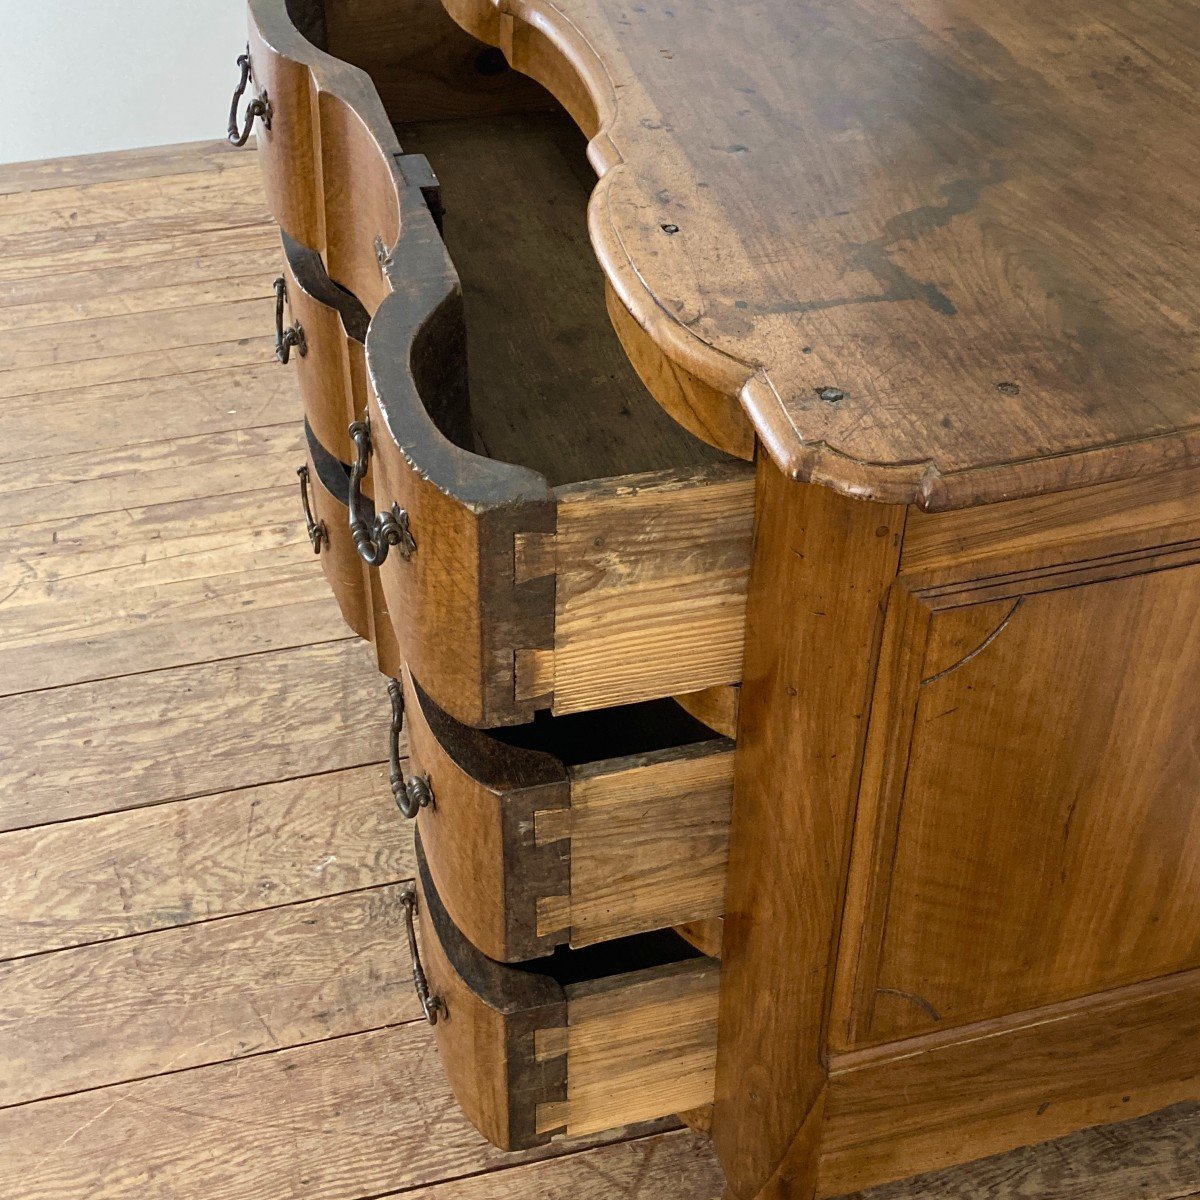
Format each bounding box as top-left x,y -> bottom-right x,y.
227,47 -> 272,146
401,886 -> 445,1024
388,681 -> 433,818
296,465 -> 327,553
348,421 -> 416,567
273,277 -> 307,364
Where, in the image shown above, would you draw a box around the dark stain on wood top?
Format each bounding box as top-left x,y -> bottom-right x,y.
448,0 -> 1200,508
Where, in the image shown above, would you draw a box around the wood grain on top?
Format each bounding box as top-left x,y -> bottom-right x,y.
447,0 -> 1200,508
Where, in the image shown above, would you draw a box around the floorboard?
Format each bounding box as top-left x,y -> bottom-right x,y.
0,763 -> 403,959
0,884 -> 423,1107
0,362 -> 296,462
404,1130 -> 728,1198
0,228 -> 281,311
0,136 -> 1193,1200
0,335 -> 275,400
0,296 -> 273,373
0,445 -> 339,693
0,163 -> 264,230
0,640 -> 389,830
0,1023 -> 678,1200
0,138 -> 257,195
0,228 -> 279,304
1,421 -> 298,525
0,272 -> 273,333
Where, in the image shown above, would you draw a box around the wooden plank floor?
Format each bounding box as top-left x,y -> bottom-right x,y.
0,139 -> 1195,1200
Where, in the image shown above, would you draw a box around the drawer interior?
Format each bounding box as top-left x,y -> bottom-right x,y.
465,692 -> 721,774
395,110 -> 730,487
505,920 -> 704,990
287,0 -> 731,489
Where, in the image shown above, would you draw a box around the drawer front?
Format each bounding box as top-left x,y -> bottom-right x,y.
247,0 -> 406,312
282,232 -> 369,469
304,424 -> 402,678
401,667 -> 567,961
402,668 -> 734,961
366,568 -> 402,680
366,286 -> 554,730
304,426 -> 370,642
244,5 -> 324,252
413,836 -> 719,1151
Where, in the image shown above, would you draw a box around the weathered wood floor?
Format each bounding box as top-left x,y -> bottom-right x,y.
0,139 -> 1194,1200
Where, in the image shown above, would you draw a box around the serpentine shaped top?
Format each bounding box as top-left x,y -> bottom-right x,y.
446,0 -> 1200,508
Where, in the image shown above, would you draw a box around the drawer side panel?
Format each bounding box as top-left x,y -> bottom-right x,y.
555,958 -> 720,1137
553,464 -> 755,713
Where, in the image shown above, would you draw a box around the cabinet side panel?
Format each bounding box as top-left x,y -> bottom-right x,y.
713,456 -> 904,1199
860,561 -> 1200,1045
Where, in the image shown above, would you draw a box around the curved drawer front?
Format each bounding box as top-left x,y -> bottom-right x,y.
247,0 -> 418,313
402,667 -> 734,962
282,232 -> 369,468
304,425 -> 370,641
304,424 -> 403,677
413,836 -> 720,1151
365,280 -> 554,729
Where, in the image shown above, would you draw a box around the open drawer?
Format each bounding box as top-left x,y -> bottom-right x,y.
303,423 -> 401,677
397,665 -> 733,962
245,0 -> 405,313
243,0 -> 550,314
360,108 -> 755,728
280,231 -> 369,469
241,0 -> 756,461
410,834 -> 720,1151
242,0 -> 758,729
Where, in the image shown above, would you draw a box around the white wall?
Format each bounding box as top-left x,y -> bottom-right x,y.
0,0 -> 251,165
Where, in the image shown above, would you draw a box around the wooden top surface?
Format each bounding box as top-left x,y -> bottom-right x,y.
450,0 -> 1200,508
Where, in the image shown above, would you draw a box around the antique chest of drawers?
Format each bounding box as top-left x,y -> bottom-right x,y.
234,0 -> 1200,1196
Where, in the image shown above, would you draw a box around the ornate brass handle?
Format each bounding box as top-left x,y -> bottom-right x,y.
348,421 -> 416,567
296,466 -> 327,553
274,277 -> 307,364
227,47 -> 272,146
401,886 -> 445,1024
388,681 -> 433,819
